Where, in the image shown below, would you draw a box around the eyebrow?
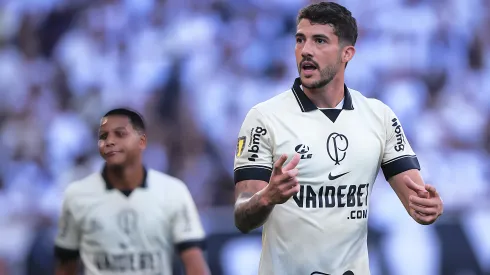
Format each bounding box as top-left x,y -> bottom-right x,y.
99,126 -> 127,134
295,33 -> 330,42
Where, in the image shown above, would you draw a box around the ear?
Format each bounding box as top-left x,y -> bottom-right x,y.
342,45 -> 356,64
139,134 -> 147,150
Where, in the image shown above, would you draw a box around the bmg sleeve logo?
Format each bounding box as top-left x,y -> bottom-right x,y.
391,118 -> 406,152
247,127 -> 267,161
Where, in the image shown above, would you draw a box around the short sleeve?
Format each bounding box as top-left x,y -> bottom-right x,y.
381,106 -> 421,180
172,185 -> 206,253
54,192 -> 81,261
233,108 -> 273,184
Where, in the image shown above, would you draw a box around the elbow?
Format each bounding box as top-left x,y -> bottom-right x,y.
233,212 -> 252,234
234,218 -> 252,234
236,224 -> 252,234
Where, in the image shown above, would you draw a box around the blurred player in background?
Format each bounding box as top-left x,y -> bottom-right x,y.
233,2 -> 444,275
54,108 -> 210,275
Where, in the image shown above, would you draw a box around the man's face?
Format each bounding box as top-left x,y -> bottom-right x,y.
295,19 -> 344,89
98,115 -> 146,166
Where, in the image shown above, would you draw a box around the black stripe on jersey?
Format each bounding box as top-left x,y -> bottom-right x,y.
54,245 -> 80,261
176,239 -> 206,253
234,165 -> 272,184
381,155 -> 420,180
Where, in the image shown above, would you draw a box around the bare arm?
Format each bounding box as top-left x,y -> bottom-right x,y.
180,247 -> 210,275
55,258 -> 79,275
388,169 -> 425,215
389,169 -> 443,225
234,179 -> 272,234
234,154 -> 301,233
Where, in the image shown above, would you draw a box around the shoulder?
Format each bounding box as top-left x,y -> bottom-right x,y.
62,172 -> 104,204
147,169 -> 190,194
249,90 -> 296,116
64,172 -> 104,196
348,87 -> 392,116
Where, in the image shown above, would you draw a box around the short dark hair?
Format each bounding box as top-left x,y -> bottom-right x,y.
297,2 -> 358,46
103,108 -> 146,133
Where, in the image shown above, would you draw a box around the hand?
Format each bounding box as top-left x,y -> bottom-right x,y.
263,154 -> 301,205
405,175 -> 443,225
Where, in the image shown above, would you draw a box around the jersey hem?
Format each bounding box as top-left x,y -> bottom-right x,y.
175,239 -> 206,253
234,165 -> 272,184
381,155 -> 420,180
54,245 -> 80,261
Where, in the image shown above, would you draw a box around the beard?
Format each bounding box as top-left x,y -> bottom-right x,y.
299,55 -> 342,89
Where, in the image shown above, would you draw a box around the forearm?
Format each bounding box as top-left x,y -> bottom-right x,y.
181,248 -> 210,275
234,190 -> 274,233
184,261 -> 210,275
55,260 -> 78,275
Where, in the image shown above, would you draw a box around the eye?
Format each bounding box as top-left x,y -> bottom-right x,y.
99,133 -> 107,140
296,37 -> 304,44
316,38 -> 326,44
115,131 -> 127,138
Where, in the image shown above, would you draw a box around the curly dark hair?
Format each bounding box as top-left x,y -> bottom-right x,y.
297,2 -> 358,46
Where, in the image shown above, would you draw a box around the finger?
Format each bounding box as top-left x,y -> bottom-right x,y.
425,184 -> 440,197
284,183 -> 300,197
404,176 -> 428,197
412,211 -> 436,225
272,154 -> 288,175
282,153 -> 301,172
409,196 -> 439,207
409,203 -> 439,216
276,169 -> 299,183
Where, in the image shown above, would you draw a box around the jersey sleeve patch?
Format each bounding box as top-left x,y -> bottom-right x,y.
54,245 -> 80,262
175,239 -> 206,253
381,155 -> 420,180
233,165 -> 272,184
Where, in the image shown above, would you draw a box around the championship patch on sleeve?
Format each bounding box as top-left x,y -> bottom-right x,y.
236,136 -> 246,157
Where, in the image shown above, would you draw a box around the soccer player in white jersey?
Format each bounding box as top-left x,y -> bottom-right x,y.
233,2 -> 444,275
54,108 -> 210,275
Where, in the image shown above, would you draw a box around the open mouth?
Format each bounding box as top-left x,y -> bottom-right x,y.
301,61 -> 317,72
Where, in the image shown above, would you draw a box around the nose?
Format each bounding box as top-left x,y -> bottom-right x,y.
301,40 -> 314,59
105,134 -> 115,147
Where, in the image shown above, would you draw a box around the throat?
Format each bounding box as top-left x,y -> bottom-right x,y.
301,77 -> 345,108
104,165 -> 146,191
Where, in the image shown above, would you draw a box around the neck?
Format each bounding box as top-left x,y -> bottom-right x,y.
105,163 -> 144,190
303,74 -> 345,108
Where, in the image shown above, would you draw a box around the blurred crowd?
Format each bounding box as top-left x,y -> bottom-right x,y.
0,0 -> 489,274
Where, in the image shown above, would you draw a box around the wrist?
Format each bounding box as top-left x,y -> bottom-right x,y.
257,187 -> 273,207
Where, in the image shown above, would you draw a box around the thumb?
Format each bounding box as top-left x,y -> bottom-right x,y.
425,184 -> 440,198
404,175 -> 428,197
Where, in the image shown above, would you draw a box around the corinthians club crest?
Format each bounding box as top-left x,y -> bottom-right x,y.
327,132 -> 349,165
117,209 -> 138,235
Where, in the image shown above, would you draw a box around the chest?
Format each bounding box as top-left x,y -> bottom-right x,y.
72,191 -> 173,250
272,111 -> 385,183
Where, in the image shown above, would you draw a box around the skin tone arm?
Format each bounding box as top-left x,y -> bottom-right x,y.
180,248 -> 210,275
55,259 -> 78,275
389,169 -> 443,225
234,154 -> 301,233
234,180 -> 271,233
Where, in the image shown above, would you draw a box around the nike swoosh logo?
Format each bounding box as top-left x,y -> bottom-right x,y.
328,171 -> 349,180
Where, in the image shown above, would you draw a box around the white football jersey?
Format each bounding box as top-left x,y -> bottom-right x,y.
234,78 -> 420,275
54,168 -> 205,275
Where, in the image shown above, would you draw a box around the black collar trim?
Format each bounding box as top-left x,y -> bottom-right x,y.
291,77 -> 354,112
102,166 -> 148,190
